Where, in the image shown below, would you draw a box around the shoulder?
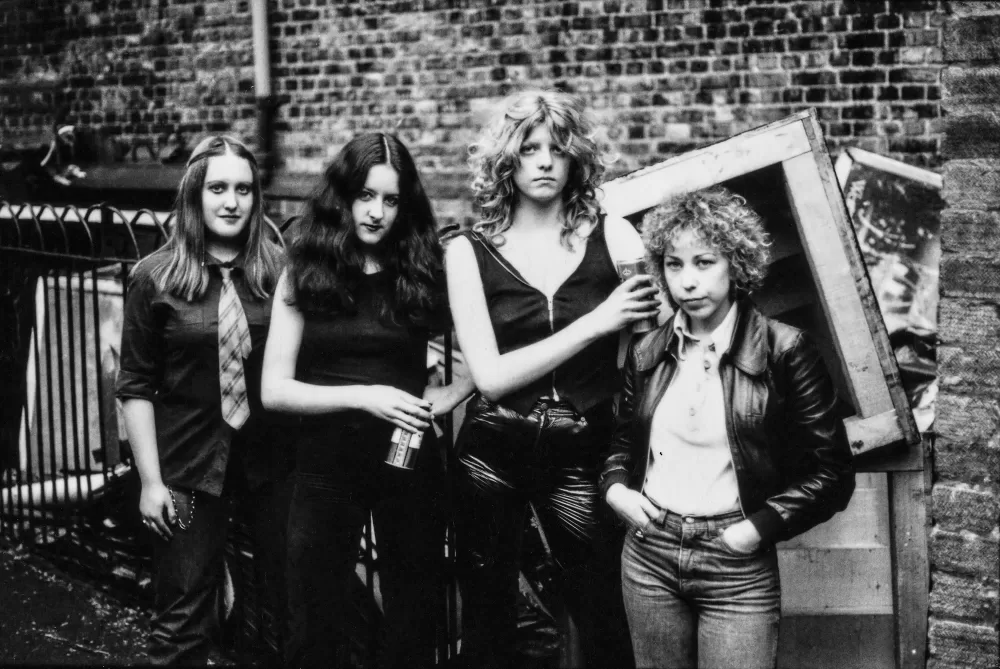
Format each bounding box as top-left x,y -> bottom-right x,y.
128,249 -> 170,291
759,310 -> 810,360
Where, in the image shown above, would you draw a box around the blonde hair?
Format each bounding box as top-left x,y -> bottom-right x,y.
468,89 -> 612,246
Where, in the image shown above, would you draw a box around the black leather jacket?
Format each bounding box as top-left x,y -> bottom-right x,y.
600,300 -> 855,546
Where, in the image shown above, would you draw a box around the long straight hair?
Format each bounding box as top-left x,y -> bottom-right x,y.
287,133 -> 446,329
135,135 -> 283,301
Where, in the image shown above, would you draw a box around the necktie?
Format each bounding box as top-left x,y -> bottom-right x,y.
218,266 -> 251,429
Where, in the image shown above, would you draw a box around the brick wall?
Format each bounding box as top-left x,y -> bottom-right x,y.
1,0 -> 946,227
933,2 -> 1000,667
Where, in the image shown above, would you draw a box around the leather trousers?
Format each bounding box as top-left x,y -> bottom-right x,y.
452,394 -> 631,668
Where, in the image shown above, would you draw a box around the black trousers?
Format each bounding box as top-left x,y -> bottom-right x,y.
285,450 -> 448,669
452,396 -> 632,669
147,477 -> 291,666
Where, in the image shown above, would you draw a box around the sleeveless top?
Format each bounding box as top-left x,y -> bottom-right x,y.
463,221 -> 621,416
294,271 -> 429,475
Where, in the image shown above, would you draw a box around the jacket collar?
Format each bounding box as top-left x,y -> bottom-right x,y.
634,298 -> 768,377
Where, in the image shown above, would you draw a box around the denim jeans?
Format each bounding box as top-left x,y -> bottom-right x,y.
285,462 -> 447,669
621,507 -> 780,669
147,478 -> 291,666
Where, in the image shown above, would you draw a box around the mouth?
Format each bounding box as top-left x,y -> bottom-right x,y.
534,177 -> 556,184
360,223 -> 383,232
682,298 -> 707,307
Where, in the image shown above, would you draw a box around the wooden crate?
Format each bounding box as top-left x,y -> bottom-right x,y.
601,109 -> 920,458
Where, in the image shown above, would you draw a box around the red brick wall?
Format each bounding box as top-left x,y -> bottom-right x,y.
2,0 -> 946,227
934,2 -> 1000,667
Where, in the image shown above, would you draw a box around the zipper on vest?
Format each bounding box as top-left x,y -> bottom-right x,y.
547,295 -> 560,401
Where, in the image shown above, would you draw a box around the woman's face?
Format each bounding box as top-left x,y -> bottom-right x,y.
662,228 -> 734,335
352,163 -> 400,250
201,152 -> 254,244
512,124 -> 570,206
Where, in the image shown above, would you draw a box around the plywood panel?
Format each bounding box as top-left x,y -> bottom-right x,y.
779,615 -> 894,669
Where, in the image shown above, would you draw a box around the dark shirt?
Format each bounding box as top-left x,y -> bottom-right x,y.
464,221 -> 621,416
295,270 -> 430,476
116,250 -> 289,496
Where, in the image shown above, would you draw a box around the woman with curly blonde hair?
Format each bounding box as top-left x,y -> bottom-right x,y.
446,89 -> 659,668
601,186 -> 855,669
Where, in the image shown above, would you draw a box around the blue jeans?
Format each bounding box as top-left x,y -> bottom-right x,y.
621,507 -> 780,669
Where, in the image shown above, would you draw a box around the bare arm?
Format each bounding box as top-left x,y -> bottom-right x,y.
121,398 -> 176,539
260,270 -> 433,432
445,234 -> 658,402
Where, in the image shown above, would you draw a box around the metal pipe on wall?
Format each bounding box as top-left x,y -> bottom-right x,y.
251,0 -> 277,187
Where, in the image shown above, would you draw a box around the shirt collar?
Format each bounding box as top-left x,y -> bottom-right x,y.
672,300 -> 739,359
204,252 -> 246,271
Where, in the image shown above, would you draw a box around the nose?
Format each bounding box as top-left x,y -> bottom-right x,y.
536,147 -> 552,170
223,189 -> 238,210
368,199 -> 383,221
679,266 -> 698,291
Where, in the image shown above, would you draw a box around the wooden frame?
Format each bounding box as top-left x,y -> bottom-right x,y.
601,109 -> 927,669
602,109 -> 919,457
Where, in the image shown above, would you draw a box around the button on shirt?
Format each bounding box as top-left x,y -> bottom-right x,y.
643,302 -> 741,517
116,252 -> 272,497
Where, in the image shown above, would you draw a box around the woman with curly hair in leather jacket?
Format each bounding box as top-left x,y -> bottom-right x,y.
601,186 -> 855,669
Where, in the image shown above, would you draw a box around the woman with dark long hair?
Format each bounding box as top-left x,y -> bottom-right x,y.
445,89 -> 660,668
117,135 -> 288,665
261,133 -> 473,668
602,187 -> 855,669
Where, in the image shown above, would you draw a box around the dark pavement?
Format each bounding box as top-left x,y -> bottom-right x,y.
0,538 -> 147,666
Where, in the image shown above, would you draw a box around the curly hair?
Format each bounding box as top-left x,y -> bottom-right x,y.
468,89 -> 612,247
138,135 -> 283,302
286,133 -> 447,330
642,186 -> 771,306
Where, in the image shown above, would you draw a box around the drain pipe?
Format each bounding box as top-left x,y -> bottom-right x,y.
251,0 -> 277,187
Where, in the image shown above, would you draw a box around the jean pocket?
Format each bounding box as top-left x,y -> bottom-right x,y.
629,518 -> 654,541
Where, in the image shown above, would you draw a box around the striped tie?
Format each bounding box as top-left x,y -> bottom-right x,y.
218,266 -> 251,429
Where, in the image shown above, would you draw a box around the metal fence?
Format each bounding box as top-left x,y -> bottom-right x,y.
0,199 -> 460,664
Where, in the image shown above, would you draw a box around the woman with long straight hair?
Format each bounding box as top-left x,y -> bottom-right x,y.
602,187 -> 855,669
445,89 -> 660,668
261,133 -> 473,668
117,135 -> 289,665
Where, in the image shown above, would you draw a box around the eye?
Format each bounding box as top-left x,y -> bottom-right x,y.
237,184 -> 252,195
519,143 -> 536,155
357,190 -> 373,202
697,258 -> 716,268
664,260 -> 681,270
207,183 -> 225,194
552,145 -> 566,155
384,195 -> 399,208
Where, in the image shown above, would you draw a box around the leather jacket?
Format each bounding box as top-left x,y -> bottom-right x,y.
600,300 -> 855,545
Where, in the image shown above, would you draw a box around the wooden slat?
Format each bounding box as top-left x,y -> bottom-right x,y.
799,114 -> 920,450
845,147 -> 943,190
780,152 -> 897,422
601,118 -> 812,218
844,410 -> 903,456
888,468 -> 930,669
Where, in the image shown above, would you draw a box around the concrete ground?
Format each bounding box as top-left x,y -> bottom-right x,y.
0,538 -> 148,665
